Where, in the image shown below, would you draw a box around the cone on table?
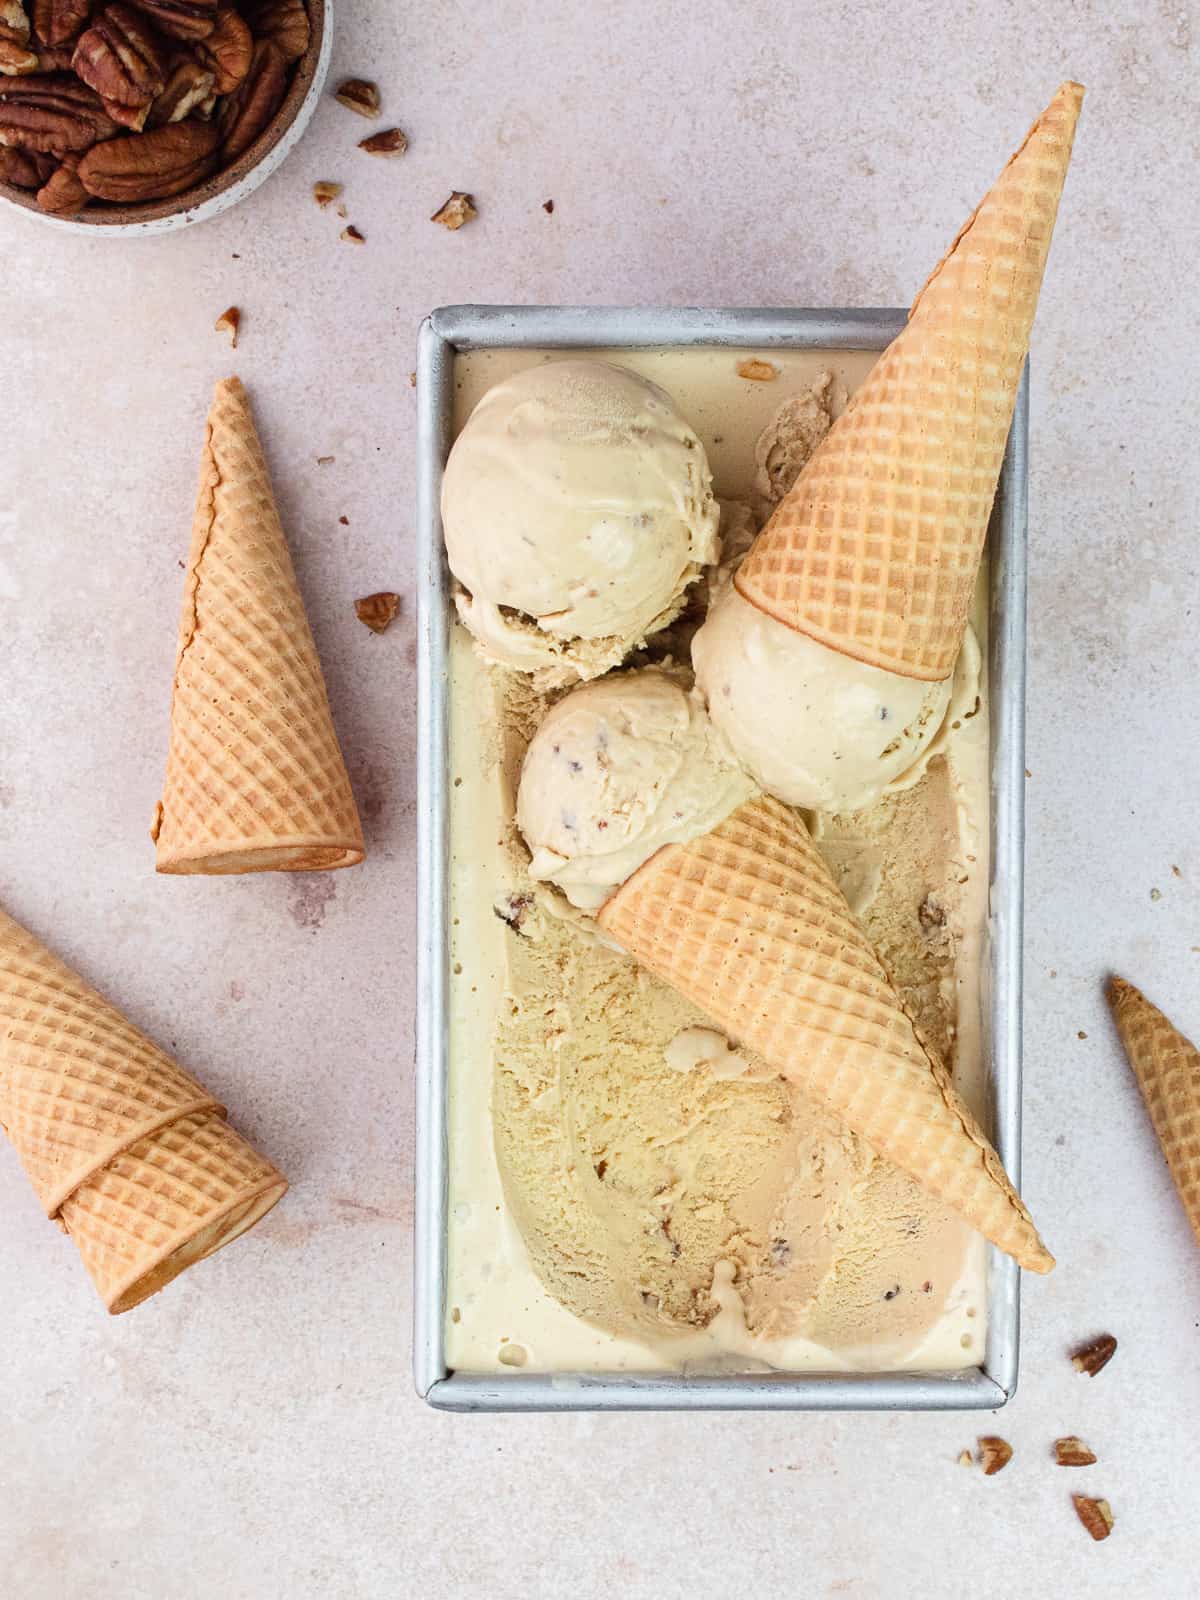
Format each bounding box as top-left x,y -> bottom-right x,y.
1109,977 -> 1200,1253
598,796 -> 1053,1271
153,376 -> 365,874
0,907 -> 287,1311
736,81 -> 1084,681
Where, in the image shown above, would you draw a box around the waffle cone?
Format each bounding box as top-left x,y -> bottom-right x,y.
60,1107 -> 287,1314
153,377 -> 364,874
736,82 -> 1084,680
0,908 -> 221,1216
598,796 -> 1053,1271
1109,977 -> 1200,1252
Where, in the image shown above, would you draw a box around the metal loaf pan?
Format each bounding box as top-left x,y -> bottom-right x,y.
415,306 -> 1029,1412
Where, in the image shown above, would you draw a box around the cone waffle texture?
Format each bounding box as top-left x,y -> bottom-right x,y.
736,82 -> 1084,680
1110,977 -> 1200,1252
598,796 -> 1053,1271
60,1107 -> 287,1314
0,908 -> 221,1217
154,376 -> 364,874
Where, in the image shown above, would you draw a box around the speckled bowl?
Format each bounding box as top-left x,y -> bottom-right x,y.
0,0 -> 330,236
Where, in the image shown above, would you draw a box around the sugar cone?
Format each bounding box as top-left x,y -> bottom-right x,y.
0,908 -> 287,1312
598,796 -> 1053,1271
1109,977 -> 1200,1252
736,82 -> 1084,681
60,1107 -> 287,1314
0,907 -> 221,1217
153,377 -> 365,874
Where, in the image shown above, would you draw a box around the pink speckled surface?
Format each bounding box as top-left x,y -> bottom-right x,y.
3,4 -> 1197,1596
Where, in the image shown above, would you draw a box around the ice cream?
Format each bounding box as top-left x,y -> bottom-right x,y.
694,584 -> 953,811
516,669 -> 755,909
442,359 -> 720,686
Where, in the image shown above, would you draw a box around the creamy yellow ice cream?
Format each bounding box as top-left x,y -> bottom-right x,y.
442,360 -> 719,687
693,584 -> 953,812
516,669 -> 755,910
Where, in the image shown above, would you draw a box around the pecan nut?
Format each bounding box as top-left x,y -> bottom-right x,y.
193,5 -> 248,93
216,34 -> 283,159
73,4 -> 165,106
35,149 -> 87,210
0,70 -> 117,151
147,54 -> 213,124
77,111 -> 217,197
125,0 -> 215,40
0,1 -> 40,75
31,0 -> 92,47
243,0 -> 308,65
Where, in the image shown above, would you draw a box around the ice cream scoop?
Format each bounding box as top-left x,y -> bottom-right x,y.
442,360 -> 719,686
694,583 -> 953,812
517,669 -> 755,909
516,670 -> 1052,1272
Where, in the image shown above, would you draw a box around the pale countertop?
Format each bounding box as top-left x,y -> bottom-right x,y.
3,3 -> 1197,1597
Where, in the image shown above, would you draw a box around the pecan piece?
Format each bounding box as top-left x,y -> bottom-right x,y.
0,71 -> 117,152
1072,1495 -> 1114,1542
358,126 -> 405,157
311,176 -> 339,206
36,150 -> 87,210
124,0 -> 215,40
0,138 -> 39,181
243,0 -> 308,64
977,1436 -> 1012,1476
147,54 -> 213,124
1054,1436 -> 1097,1467
431,190 -> 476,229
0,1 -> 40,75
31,0 -> 92,47
73,4 -> 165,107
1070,1332 -> 1117,1377
216,34 -> 284,159
77,112 -> 217,197
355,592 -> 400,633
193,4 -> 247,93
333,76 -> 378,117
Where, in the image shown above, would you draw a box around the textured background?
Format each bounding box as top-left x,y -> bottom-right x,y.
3,2 -> 1197,1596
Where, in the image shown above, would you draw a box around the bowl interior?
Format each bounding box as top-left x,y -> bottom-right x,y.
0,0 -> 326,227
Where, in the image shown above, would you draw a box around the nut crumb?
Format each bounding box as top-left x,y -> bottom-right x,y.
355,592 -> 401,634
1150,886 -> 1162,900
409,371 -> 417,387
543,198 -> 554,213
737,358 -> 778,382
978,1436 -> 1012,1476
1077,1030 -> 1088,1039
1071,1333 -> 1117,1377
1055,1436 -> 1097,1467
336,202 -> 347,219
495,893 -> 534,933
1072,1495 -> 1114,1541
316,455 -> 334,466
338,515 -> 349,526
341,224 -> 365,244
313,180 -> 342,208
1171,864 -> 1182,877
335,78 -> 380,118
918,894 -> 946,933
359,127 -> 407,157
214,306 -> 240,348
957,1449 -> 974,1468
1025,767 -> 1032,777
432,191 -> 477,229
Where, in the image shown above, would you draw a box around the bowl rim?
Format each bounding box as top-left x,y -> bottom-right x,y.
0,0 -> 330,236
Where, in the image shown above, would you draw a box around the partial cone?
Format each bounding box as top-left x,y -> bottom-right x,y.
0,908 -> 221,1217
60,1107 -> 288,1314
737,82 -> 1084,680
0,907 -> 287,1312
598,797 -> 1053,1271
154,376 -> 364,874
1109,977 -> 1200,1252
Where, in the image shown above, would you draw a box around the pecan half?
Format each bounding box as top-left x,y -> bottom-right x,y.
31,0 -> 92,47
147,54 -> 213,124
244,0 -> 308,64
36,150 -> 87,210
0,138 -> 39,180
1072,1495 -> 1114,1542
216,34 -> 283,159
77,111 -> 216,196
1070,1333 -> 1117,1377
193,5 -> 247,92
73,4 -> 165,106
0,1 -> 40,75
124,0 -> 215,40
0,70 -> 117,152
